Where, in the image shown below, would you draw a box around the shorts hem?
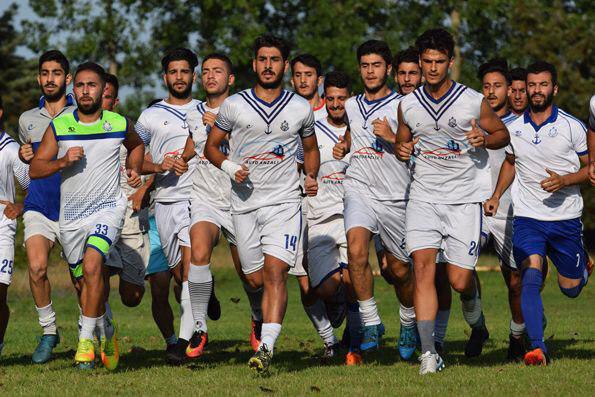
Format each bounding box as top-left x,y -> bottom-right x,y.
311,267 -> 341,289
407,244 -> 441,255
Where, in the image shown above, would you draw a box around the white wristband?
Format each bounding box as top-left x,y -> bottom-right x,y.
221,159 -> 242,179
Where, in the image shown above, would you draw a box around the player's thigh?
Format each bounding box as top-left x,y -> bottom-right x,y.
289,210 -> 308,278
405,200 -> 443,256
260,201 -> 303,268
307,216 -> 343,289
23,211 -> 59,247
344,193 -> 377,251
189,221 -> 221,262
485,215 -> 517,270
446,263 -> 475,293
512,216 -> 548,270
441,203 -> 482,271
233,210 -> 265,275
155,201 -> 191,269
546,218 -> 588,283
0,244 -> 15,287
377,199 -> 409,263
116,233 -> 150,288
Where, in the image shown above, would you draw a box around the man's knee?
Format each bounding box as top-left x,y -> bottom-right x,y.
120,283 -> 145,307
559,280 -> 585,298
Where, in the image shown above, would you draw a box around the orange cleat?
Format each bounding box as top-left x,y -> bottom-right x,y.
250,319 -> 262,352
345,350 -> 362,366
524,348 -> 549,366
186,331 -> 208,358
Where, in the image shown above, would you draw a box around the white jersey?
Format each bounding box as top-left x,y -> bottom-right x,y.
0,132 -> 29,242
505,106 -> 587,221
187,101 -> 231,209
215,88 -> 315,214
136,99 -> 198,203
486,111 -> 518,218
344,91 -> 410,200
401,82 -> 491,204
589,95 -> 595,130
313,100 -> 328,121
307,118 -> 349,225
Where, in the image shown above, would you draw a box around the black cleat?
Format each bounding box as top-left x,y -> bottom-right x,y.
464,326 -> 489,358
507,334 -> 526,362
248,343 -> 272,374
207,277 -> 221,321
166,338 -> 189,365
325,284 -> 347,329
321,342 -> 340,361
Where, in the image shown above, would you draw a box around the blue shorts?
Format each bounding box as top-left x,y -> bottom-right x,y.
145,216 -> 169,277
512,216 -> 587,279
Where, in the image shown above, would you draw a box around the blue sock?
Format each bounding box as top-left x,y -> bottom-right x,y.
521,268 -> 547,353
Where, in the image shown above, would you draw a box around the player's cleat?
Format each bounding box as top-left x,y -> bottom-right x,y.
250,319 -> 262,352
325,285 -> 347,328
360,323 -> 385,352
186,331 -> 208,358
321,342 -> 340,360
248,343 -> 272,374
165,343 -> 177,357
507,334 -> 526,362
345,350 -> 363,366
524,347 -> 549,366
75,338 -> 95,369
464,325 -> 489,358
418,351 -> 445,375
32,332 -> 60,364
166,339 -> 189,365
100,320 -> 119,371
398,324 -> 419,361
207,277 -> 221,321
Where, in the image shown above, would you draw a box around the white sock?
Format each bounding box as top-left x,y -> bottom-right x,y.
188,264 -> 212,333
358,297 -> 381,326
510,320 -> 525,338
434,309 -> 450,345
242,282 -> 263,322
399,304 -> 416,328
95,313 -> 107,340
36,302 -> 57,335
95,302 -> 115,340
179,281 -> 194,341
77,305 -> 83,338
260,322 -> 282,353
80,315 -> 97,340
304,300 -> 337,346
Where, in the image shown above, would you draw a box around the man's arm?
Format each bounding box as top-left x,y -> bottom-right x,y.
302,133 -> 320,196
484,153 -> 516,216
123,122 -> 145,187
540,155 -> 589,193
470,98 -> 510,150
395,103 -> 419,161
205,125 -> 249,183
29,125 -> 82,179
181,136 -> 195,163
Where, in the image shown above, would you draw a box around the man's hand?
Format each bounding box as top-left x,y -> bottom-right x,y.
396,136 -> 420,161
203,111 -> 217,128
0,200 -> 24,220
333,135 -> 348,159
128,186 -> 150,212
235,164 -> 250,184
540,168 -> 566,193
372,117 -> 395,143
304,174 -> 318,197
20,143 -> 34,162
60,146 -> 84,168
465,119 -> 486,148
158,156 -> 176,173
126,169 -> 142,188
483,196 -> 500,217
173,157 -> 189,176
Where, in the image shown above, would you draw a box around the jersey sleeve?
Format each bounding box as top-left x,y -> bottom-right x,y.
504,142 -> 515,156
135,112 -> 152,146
215,98 -> 235,134
570,120 -> 588,156
589,95 -> 595,130
295,138 -> 304,164
299,107 -> 315,138
10,143 -> 30,190
18,114 -> 29,144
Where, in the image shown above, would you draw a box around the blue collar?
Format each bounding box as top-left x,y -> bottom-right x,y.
523,105 -> 558,132
361,89 -> 396,105
422,80 -> 457,104
38,93 -> 75,109
250,88 -> 286,107
500,110 -> 512,120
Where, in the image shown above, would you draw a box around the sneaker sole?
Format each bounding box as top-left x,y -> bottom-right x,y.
248,357 -> 266,373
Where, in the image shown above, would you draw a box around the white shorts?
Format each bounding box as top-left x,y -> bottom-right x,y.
155,201 -> 191,269
0,244 -> 15,286
23,210 -> 60,243
289,205 -> 308,277
233,201 -> 302,275
307,215 -> 347,288
482,214 -> 517,270
106,231 -> 150,286
344,194 -> 409,263
61,206 -> 125,280
190,199 -> 237,246
406,200 -> 482,271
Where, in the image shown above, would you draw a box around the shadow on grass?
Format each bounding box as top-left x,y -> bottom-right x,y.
1,349 -> 76,366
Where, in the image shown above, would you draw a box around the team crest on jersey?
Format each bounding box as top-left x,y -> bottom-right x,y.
243,144 -> 285,164
547,127 -> 558,137
280,120 -> 289,132
182,119 -> 189,129
532,133 -> 541,145
27,124 -> 34,131
448,117 -> 457,128
164,121 -> 169,125
68,126 -> 76,132
103,121 -> 112,132
514,130 -> 522,137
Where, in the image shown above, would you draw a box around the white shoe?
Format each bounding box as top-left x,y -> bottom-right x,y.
418,351 -> 445,375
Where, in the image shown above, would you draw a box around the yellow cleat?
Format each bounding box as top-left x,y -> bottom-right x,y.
100,320 -> 120,371
75,339 -> 95,369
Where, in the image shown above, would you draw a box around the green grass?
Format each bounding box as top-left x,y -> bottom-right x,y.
1,241 -> 594,396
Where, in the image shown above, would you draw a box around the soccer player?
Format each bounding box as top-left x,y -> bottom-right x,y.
29,62 -> 144,370
18,50 -> 75,363
137,48 -> 199,364
392,46 -> 422,96
0,97 -> 30,357
484,61 -> 591,366
396,29 -> 509,374
205,34 -> 319,374
479,58 -> 526,360
588,95 -> 595,186
508,67 -> 528,116
333,40 -> 417,361
291,54 -> 327,120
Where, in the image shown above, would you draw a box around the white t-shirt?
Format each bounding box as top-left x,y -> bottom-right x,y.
215,88 -> 315,214
313,99 -> 328,121
401,82 -> 490,204
0,131 -> 29,243
505,106 -> 587,221
135,99 -> 198,203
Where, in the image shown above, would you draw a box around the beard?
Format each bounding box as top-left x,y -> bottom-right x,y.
488,96 -> 507,113
42,82 -> 67,102
529,91 -> 554,112
257,69 -> 284,89
297,86 -> 316,100
167,81 -> 193,99
364,74 -> 388,95
77,96 -> 102,115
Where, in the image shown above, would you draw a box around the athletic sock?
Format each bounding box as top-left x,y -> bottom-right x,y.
260,323 -> 282,353
510,320 -> 525,339
358,297 -> 381,326
188,263 -> 213,333
304,299 -> 337,346
347,303 -> 362,349
80,315 -> 97,340
460,284 -> 485,329
521,268 -> 547,352
77,305 -> 83,338
242,282 -> 263,322
36,302 -> 57,335
165,334 -> 178,346
399,304 -> 416,328
178,281 -> 194,341
417,320 -> 436,354
95,313 -> 107,340
434,309 -> 450,346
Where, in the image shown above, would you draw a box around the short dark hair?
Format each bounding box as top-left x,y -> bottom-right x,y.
290,54 -> 322,77
161,48 -> 198,73
357,40 -> 392,66
394,46 -> 419,67
104,73 -> 119,98
416,28 -> 455,58
510,67 -> 527,83
39,50 -> 70,74
74,62 -> 106,83
202,53 -> 234,74
253,34 -> 290,61
324,70 -> 351,92
478,58 -> 511,84
526,61 -> 557,85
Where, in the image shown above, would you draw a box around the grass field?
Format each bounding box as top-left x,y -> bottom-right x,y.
1,240 -> 594,396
